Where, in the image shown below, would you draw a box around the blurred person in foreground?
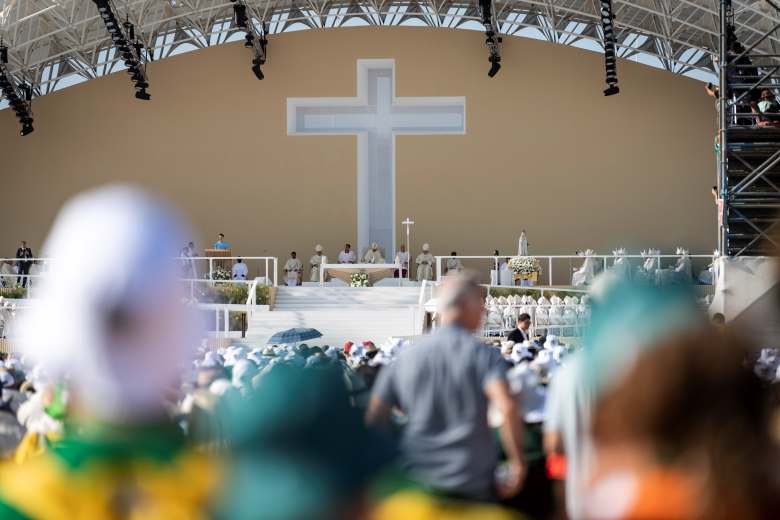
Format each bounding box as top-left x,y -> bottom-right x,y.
0,185 -> 218,519
216,363 -> 394,520
543,275 -> 705,520
366,271 -> 525,506
587,329 -> 780,519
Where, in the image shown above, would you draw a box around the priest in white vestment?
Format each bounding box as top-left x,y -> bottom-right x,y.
499,258 -> 514,286
363,243 -> 385,264
231,258 -> 249,280
284,252 -> 302,287
338,243 -> 357,264
446,252 -> 464,274
395,244 -> 410,278
416,244 -> 435,282
309,245 -> 326,282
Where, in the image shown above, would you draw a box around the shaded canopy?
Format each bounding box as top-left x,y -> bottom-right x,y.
0,0 -> 777,98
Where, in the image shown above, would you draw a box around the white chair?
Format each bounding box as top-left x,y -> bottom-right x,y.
572,249 -> 597,286
611,248 -> 631,279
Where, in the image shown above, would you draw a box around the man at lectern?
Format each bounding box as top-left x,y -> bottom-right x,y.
214,233 -> 230,250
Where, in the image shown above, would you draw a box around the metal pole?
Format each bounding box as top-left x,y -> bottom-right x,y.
718,0 -> 731,255
548,257 -> 552,286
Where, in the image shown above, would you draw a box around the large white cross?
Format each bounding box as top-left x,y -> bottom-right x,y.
287,59 -> 466,259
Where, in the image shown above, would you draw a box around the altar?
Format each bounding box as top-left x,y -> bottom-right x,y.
320,263 -> 401,286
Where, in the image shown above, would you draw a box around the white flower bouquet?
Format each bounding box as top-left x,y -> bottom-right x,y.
508,256 -> 542,277
350,272 -> 369,287
204,266 -> 231,281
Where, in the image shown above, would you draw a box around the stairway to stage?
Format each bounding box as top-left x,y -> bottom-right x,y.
244,286 -> 424,347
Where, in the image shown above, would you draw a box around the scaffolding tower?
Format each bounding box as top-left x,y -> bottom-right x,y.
718,0 -> 780,256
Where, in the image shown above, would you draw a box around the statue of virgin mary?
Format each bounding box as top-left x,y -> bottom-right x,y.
517,230 -> 529,257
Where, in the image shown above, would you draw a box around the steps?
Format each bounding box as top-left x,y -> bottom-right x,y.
273,286 -> 420,310
243,286 -> 423,346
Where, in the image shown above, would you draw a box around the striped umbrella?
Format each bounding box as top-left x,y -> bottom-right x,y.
267,327 -> 323,345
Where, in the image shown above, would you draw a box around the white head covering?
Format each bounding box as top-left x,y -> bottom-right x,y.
315,244 -> 323,252
422,243 -> 430,252
18,185 -> 202,423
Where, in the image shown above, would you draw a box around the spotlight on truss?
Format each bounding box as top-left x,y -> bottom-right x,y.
231,0 -> 268,81
91,0 -> 151,100
600,0 -> 620,96
0,44 -> 35,137
479,0 -> 502,78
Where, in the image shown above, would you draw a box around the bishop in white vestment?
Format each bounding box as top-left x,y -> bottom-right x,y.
446,252 -> 464,274
416,243 -> 435,282
284,252 -> 303,287
310,245 -> 326,282
363,243 -> 384,264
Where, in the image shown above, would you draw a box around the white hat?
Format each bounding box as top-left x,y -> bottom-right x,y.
17,185 -> 202,423
422,243 -> 430,251
315,244 -> 323,252
371,242 -> 379,249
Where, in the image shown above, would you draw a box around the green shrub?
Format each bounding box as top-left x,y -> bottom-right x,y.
0,287 -> 27,299
198,283 -> 269,305
487,287 -> 584,300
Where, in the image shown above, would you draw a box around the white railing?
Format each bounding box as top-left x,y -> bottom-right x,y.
245,277 -> 260,318
0,255 -> 279,294
435,253 -> 716,286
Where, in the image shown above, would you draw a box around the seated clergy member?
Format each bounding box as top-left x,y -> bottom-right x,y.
416,244 -> 435,282
395,244 -> 410,278
214,233 -> 230,250
284,252 -> 303,287
232,258 -> 248,280
0,186 -> 220,518
338,243 -> 357,264
310,245 -> 326,282
446,251 -> 464,274
363,243 -> 384,264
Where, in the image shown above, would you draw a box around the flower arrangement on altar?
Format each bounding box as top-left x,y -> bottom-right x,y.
204,267 -> 231,281
508,256 -> 542,277
350,272 -> 369,287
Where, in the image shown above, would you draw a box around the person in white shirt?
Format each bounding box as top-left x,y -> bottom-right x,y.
310,245 -> 326,282
394,244 -> 410,278
446,251 -> 464,274
180,241 -> 197,279
284,252 -> 302,286
415,243 -> 435,282
363,243 -> 384,264
338,243 -> 357,264
232,258 -> 248,280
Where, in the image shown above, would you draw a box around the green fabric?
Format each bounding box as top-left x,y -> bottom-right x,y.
43,385 -> 67,421
0,499 -> 31,520
51,422 -> 186,471
522,422 -> 545,463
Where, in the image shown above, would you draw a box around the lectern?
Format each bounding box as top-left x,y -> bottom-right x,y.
204,248 -> 232,274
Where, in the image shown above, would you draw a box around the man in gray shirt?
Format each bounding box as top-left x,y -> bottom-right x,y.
367,271 -> 525,501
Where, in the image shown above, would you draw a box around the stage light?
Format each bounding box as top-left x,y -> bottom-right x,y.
232,1 -> 269,81
488,57 -> 501,78
479,0 -> 502,78
91,0 -> 150,100
600,0 -> 620,96
252,60 -> 264,80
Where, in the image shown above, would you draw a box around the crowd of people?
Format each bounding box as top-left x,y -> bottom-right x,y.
1,185 -> 778,520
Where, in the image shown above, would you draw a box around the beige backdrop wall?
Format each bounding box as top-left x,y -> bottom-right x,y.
0,27 -> 715,279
